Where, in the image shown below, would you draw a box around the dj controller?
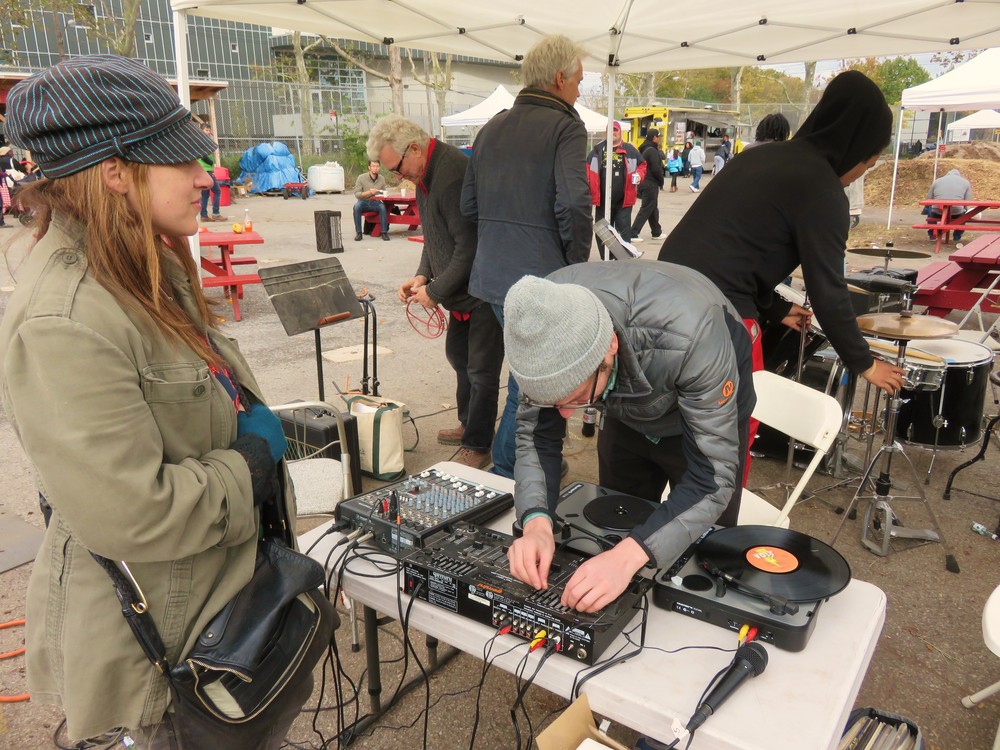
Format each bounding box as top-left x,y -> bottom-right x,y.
400,522 -> 650,664
334,468 -> 513,554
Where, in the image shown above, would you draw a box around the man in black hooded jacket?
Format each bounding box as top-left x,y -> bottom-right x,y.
657,71 -> 905,397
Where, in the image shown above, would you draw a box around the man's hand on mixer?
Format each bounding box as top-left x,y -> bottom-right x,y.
561,537 -> 650,613
861,358 -> 906,395
781,303 -> 812,332
509,516 -> 556,590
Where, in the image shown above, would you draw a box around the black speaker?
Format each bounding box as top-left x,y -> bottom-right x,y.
276,402 -> 362,493
314,210 -> 344,254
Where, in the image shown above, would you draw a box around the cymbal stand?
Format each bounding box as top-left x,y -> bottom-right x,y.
830,296 -> 960,573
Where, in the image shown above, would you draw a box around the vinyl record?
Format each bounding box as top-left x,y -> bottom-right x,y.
694,526 -> 851,602
582,496 -> 655,532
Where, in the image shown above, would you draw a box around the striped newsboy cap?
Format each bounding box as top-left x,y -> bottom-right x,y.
5,54 -> 216,179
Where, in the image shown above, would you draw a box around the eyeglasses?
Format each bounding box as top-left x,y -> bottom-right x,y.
523,364 -> 603,411
386,143 -> 414,176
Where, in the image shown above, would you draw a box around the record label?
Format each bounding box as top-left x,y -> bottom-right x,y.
745,546 -> 799,574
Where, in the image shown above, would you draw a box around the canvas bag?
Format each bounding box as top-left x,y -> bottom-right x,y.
345,395 -> 405,480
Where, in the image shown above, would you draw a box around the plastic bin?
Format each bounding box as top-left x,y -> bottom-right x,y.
307,162 -> 345,193
213,166 -> 231,207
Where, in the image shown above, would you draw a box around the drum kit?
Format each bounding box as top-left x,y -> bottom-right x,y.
770,255 -> 986,573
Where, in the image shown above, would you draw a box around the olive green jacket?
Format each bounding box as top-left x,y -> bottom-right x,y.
0,215 -> 295,740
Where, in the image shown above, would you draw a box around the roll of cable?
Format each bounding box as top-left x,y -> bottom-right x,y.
405,296 -> 447,339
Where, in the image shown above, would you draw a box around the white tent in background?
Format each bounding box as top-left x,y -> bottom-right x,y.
945,109 -> 1000,142
440,85 -> 515,129
888,48 -> 1000,226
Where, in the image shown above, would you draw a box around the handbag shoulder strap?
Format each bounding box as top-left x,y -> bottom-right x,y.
89,552 -> 172,676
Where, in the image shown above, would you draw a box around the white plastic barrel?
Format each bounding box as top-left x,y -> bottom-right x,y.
307,162 -> 346,193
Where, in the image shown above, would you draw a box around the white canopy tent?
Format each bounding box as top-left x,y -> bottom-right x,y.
169,0 -> 1000,243
887,48 -> 1000,226
945,109 -> 1000,141
441,85 -> 626,135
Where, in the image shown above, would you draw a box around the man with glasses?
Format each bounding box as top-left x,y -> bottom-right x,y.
367,115 -> 503,469
504,262 -> 754,613
352,159 -> 390,242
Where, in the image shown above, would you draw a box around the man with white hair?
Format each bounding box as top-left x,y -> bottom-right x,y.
461,34 -> 593,479
367,115 -> 503,469
503,261 -> 754,612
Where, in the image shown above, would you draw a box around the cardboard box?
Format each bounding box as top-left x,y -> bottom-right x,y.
536,695 -> 631,750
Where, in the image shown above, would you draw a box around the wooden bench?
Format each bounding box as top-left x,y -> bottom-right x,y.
204,255 -> 256,266
916,261 -> 964,292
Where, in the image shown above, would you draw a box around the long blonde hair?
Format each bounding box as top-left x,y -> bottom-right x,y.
16,162 -> 219,363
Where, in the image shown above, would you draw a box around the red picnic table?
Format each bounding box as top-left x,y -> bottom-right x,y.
363,194 -> 421,237
912,199 -> 1000,254
914,233 -> 1000,317
198,229 -> 263,321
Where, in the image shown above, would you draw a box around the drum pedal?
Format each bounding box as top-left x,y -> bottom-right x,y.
861,499 -> 940,557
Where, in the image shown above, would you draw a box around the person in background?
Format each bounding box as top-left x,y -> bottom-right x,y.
197,125 -> 226,222
680,139 -> 693,177
713,133 -> 732,174
0,54 -> 318,750
587,120 -> 645,250
368,115 -> 504,470
503,263 -> 754,613
629,127 -> 664,242
925,168 -> 973,242
658,70 -> 906,448
687,140 -> 706,192
742,112 -> 791,150
461,33 -> 592,479
666,148 -> 683,192
352,159 -> 390,242
0,145 -> 16,227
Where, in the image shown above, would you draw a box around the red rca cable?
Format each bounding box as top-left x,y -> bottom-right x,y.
405,297 -> 447,339
1,618 -> 29,702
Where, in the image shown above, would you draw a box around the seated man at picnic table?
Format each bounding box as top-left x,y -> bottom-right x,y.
353,159 -> 391,242
925,168 -> 973,242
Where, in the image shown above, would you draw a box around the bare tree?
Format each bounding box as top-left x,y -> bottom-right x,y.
72,0 -> 143,56
291,31 -> 325,157
327,40 -> 405,115
407,49 -> 454,134
729,67 -> 745,111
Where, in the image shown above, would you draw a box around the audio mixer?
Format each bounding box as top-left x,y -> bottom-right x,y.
334,468 -> 513,555
401,522 -> 650,664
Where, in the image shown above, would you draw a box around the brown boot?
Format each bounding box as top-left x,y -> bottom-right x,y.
453,447 -> 491,470
437,424 -> 465,445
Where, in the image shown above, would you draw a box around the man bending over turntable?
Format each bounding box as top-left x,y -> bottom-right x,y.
504,262 -> 755,613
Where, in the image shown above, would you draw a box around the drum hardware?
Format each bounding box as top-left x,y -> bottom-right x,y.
831,292 -> 960,573
847,245 -> 930,271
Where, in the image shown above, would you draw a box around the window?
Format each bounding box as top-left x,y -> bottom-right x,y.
230,43 -> 239,54
196,68 -> 209,77
144,33 -> 153,43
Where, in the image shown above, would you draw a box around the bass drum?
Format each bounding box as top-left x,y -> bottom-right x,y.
895,338 -> 994,448
761,284 -> 827,377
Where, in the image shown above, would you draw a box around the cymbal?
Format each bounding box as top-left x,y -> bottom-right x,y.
847,246 -> 930,259
857,313 -> 959,340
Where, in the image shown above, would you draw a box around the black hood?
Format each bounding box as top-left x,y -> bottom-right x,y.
793,70 -> 893,177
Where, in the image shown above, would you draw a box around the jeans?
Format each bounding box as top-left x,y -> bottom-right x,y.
630,182 -> 661,237
353,199 -> 389,234
490,302 -> 518,478
691,166 -> 704,189
444,305 -> 504,451
199,173 -> 221,217
594,204 -> 633,259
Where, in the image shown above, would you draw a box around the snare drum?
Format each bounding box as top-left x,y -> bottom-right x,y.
865,338 -> 945,392
895,339 -> 994,447
761,284 -> 827,376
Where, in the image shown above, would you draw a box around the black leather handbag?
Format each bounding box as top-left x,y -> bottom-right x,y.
92,536 -> 337,725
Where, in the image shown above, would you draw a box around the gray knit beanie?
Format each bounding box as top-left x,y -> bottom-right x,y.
504,276 -> 614,404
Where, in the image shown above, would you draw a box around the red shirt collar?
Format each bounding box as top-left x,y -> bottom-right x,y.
417,137 -> 438,194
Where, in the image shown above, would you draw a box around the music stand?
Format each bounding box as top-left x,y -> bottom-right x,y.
259,257 -> 364,400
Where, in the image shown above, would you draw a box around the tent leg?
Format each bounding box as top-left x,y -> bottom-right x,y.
886,106 -> 904,230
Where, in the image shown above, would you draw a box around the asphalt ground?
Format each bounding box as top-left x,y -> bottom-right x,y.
1,173 -> 998,749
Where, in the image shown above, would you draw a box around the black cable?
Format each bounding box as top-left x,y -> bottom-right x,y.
396,580 -> 431,750
572,594 -> 650,699
512,643 -> 557,749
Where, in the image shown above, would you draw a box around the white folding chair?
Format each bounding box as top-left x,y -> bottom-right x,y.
962,584 -> 1000,750
740,370 -> 844,528
270,401 -> 356,516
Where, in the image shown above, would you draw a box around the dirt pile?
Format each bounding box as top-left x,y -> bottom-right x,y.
866,155 -> 1000,207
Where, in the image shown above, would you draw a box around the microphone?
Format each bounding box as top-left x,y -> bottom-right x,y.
686,642 -> 768,732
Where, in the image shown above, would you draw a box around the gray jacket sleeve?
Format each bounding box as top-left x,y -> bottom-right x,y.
354,174 -> 367,200
512,402 -> 566,525
554,121 -> 594,264
628,311 -> 743,568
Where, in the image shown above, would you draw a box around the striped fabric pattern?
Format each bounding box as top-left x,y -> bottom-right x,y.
6,54 -> 216,179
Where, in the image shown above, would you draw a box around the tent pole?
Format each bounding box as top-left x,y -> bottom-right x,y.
172,9 -> 199,270
932,108 -> 943,182
603,69 -> 616,262
886,105 -> 904,230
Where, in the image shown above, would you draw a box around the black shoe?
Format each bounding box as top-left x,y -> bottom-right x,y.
354,232 -> 363,241
382,233 -> 390,241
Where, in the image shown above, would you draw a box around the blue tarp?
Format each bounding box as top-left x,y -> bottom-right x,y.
238,142 -> 302,194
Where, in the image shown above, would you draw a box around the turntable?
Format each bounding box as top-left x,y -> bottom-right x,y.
653,526 -> 851,652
